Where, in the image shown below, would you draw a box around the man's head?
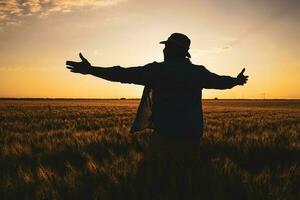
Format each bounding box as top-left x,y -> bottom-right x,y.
160,33 -> 191,61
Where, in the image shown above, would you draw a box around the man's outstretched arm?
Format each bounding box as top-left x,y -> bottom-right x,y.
66,53 -> 151,85
201,67 -> 249,89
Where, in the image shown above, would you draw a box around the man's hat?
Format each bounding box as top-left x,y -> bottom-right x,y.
160,33 -> 191,58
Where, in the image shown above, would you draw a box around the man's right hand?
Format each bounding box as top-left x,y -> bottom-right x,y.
66,53 -> 92,75
236,68 -> 249,85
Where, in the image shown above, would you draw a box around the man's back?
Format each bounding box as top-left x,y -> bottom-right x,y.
149,60 -> 204,139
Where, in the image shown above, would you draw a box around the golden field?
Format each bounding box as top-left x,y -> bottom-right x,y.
0,99 -> 299,200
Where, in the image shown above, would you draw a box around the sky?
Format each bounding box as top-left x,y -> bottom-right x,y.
0,0 -> 299,99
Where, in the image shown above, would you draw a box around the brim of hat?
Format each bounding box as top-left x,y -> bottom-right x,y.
159,41 -> 168,44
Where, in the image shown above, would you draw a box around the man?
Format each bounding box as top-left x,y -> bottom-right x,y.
66,33 -> 248,140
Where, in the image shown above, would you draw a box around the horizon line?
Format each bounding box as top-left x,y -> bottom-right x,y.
0,98 -> 299,101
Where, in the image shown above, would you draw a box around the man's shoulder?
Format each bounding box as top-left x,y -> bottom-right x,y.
144,61 -> 162,67
190,63 -> 206,69
143,61 -> 164,71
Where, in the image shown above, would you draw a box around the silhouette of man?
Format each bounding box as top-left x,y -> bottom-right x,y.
66,33 -> 248,140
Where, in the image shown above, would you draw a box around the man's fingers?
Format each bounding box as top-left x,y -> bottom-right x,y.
68,67 -> 83,73
70,69 -> 81,73
239,68 -> 245,76
69,68 -> 78,72
66,66 -> 75,70
66,61 -> 79,66
79,53 -> 87,62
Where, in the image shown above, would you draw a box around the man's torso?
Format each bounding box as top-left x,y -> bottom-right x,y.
148,60 -> 204,139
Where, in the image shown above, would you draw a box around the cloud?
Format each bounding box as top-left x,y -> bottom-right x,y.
190,45 -> 232,57
0,0 -> 128,26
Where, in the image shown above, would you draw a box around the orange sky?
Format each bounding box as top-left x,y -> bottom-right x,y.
0,0 -> 299,99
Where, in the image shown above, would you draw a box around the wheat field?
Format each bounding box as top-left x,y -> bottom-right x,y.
0,99 -> 299,200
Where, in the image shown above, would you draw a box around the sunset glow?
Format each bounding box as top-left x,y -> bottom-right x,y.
1,0 -> 299,99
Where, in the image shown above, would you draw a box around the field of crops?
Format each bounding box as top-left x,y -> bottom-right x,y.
0,99 -> 299,200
